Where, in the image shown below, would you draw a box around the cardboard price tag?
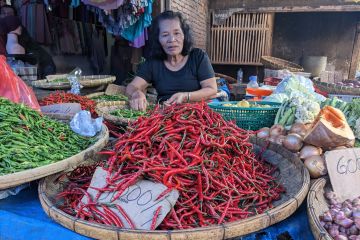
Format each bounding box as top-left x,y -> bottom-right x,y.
81,167 -> 179,230
324,148 -> 360,202
40,103 -> 81,116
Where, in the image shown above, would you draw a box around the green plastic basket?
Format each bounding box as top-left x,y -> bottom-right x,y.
208,101 -> 281,130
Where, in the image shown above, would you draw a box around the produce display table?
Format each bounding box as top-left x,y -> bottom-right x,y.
0,182 -> 315,240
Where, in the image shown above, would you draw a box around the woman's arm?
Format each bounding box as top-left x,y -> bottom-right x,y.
165,77 -> 217,104
126,76 -> 150,111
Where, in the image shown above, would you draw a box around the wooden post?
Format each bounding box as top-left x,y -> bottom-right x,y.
349,23 -> 360,79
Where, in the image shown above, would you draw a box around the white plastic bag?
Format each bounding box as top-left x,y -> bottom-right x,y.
0,183 -> 30,200
70,110 -> 103,137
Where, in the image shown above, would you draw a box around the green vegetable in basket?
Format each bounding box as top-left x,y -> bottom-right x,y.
346,99 -> 360,139
91,94 -> 128,102
0,97 -> 95,175
275,96 -> 320,127
110,109 -> 147,119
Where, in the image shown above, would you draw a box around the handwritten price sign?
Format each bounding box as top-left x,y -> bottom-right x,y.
325,148 -> 360,202
81,167 -> 179,230
40,103 -> 81,115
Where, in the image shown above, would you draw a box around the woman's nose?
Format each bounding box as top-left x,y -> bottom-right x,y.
168,35 -> 176,42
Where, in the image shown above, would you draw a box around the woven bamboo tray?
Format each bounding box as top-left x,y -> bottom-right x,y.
96,101 -> 135,126
32,75 -> 116,90
313,79 -> 360,96
0,125 -> 109,190
261,56 -> 304,72
307,178 -> 333,240
38,137 -> 310,240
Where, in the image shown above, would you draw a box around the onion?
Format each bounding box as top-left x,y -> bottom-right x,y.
289,122 -> 308,138
299,145 -> 322,160
275,135 -> 286,145
283,134 -> 303,152
257,127 -> 270,139
270,124 -> 286,137
304,155 -> 327,178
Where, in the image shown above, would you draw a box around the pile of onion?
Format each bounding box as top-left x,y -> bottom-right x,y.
257,123 -> 327,178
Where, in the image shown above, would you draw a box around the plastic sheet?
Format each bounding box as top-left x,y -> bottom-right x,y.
0,182 -> 315,240
0,55 -> 40,111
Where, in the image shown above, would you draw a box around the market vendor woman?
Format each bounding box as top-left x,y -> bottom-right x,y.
126,11 -> 217,111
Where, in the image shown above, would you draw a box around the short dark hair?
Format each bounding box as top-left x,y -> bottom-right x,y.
150,11 -> 193,60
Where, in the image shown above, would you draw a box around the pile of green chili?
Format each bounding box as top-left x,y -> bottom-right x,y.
91,94 -> 128,102
0,97 -> 96,175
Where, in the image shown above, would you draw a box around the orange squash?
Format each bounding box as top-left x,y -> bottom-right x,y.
303,106 -> 355,150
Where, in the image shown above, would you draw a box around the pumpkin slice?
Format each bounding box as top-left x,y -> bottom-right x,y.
304,106 -> 355,149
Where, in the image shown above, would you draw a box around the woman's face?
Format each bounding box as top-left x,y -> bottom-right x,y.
158,19 -> 184,57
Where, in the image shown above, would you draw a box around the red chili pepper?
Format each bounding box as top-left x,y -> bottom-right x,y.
150,206 -> 162,230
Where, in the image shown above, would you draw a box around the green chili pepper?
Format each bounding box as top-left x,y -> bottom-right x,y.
0,97 -> 96,175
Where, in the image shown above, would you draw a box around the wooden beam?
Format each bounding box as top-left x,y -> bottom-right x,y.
209,0 -> 360,12
349,23 -> 360,79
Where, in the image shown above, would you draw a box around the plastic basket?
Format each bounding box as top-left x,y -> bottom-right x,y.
208,101 -> 281,130
328,94 -> 360,103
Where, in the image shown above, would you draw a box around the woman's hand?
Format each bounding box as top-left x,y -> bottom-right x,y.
129,91 -> 148,111
164,92 -> 188,106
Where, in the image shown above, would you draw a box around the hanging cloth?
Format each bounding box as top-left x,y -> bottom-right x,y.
81,0 -> 126,11
121,0 -> 152,42
129,27 -> 147,48
20,2 -> 52,45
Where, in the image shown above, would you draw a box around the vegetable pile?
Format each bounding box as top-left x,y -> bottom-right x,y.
320,192 -> 360,239
333,80 -> 360,88
222,100 -> 272,108
0,97 -> 95,175
110,108 -> 147,119
91,94 -> 128,102
57,102 -> 285,229
39,92 -> 97,117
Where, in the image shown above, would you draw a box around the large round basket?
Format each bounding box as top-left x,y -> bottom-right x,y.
307,178 -> 333,240
313,79 -> 360,96
38,137 -> 310,240
32,75 -> 116,90
96,101 -> 135,126
0,125 -> 109,190
261,56 -> 304,72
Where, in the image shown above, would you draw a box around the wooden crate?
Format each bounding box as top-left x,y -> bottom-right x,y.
209,12 -> 274,65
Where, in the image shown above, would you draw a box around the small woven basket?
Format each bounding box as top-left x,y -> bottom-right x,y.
261,56 -> 304,72
95,101 -> 135,126
208,101 -> 281,130
32,75 -> 116,90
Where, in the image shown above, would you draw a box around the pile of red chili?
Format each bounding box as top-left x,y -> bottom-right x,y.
57,102 -> 285,229
39,92 -> 97,117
